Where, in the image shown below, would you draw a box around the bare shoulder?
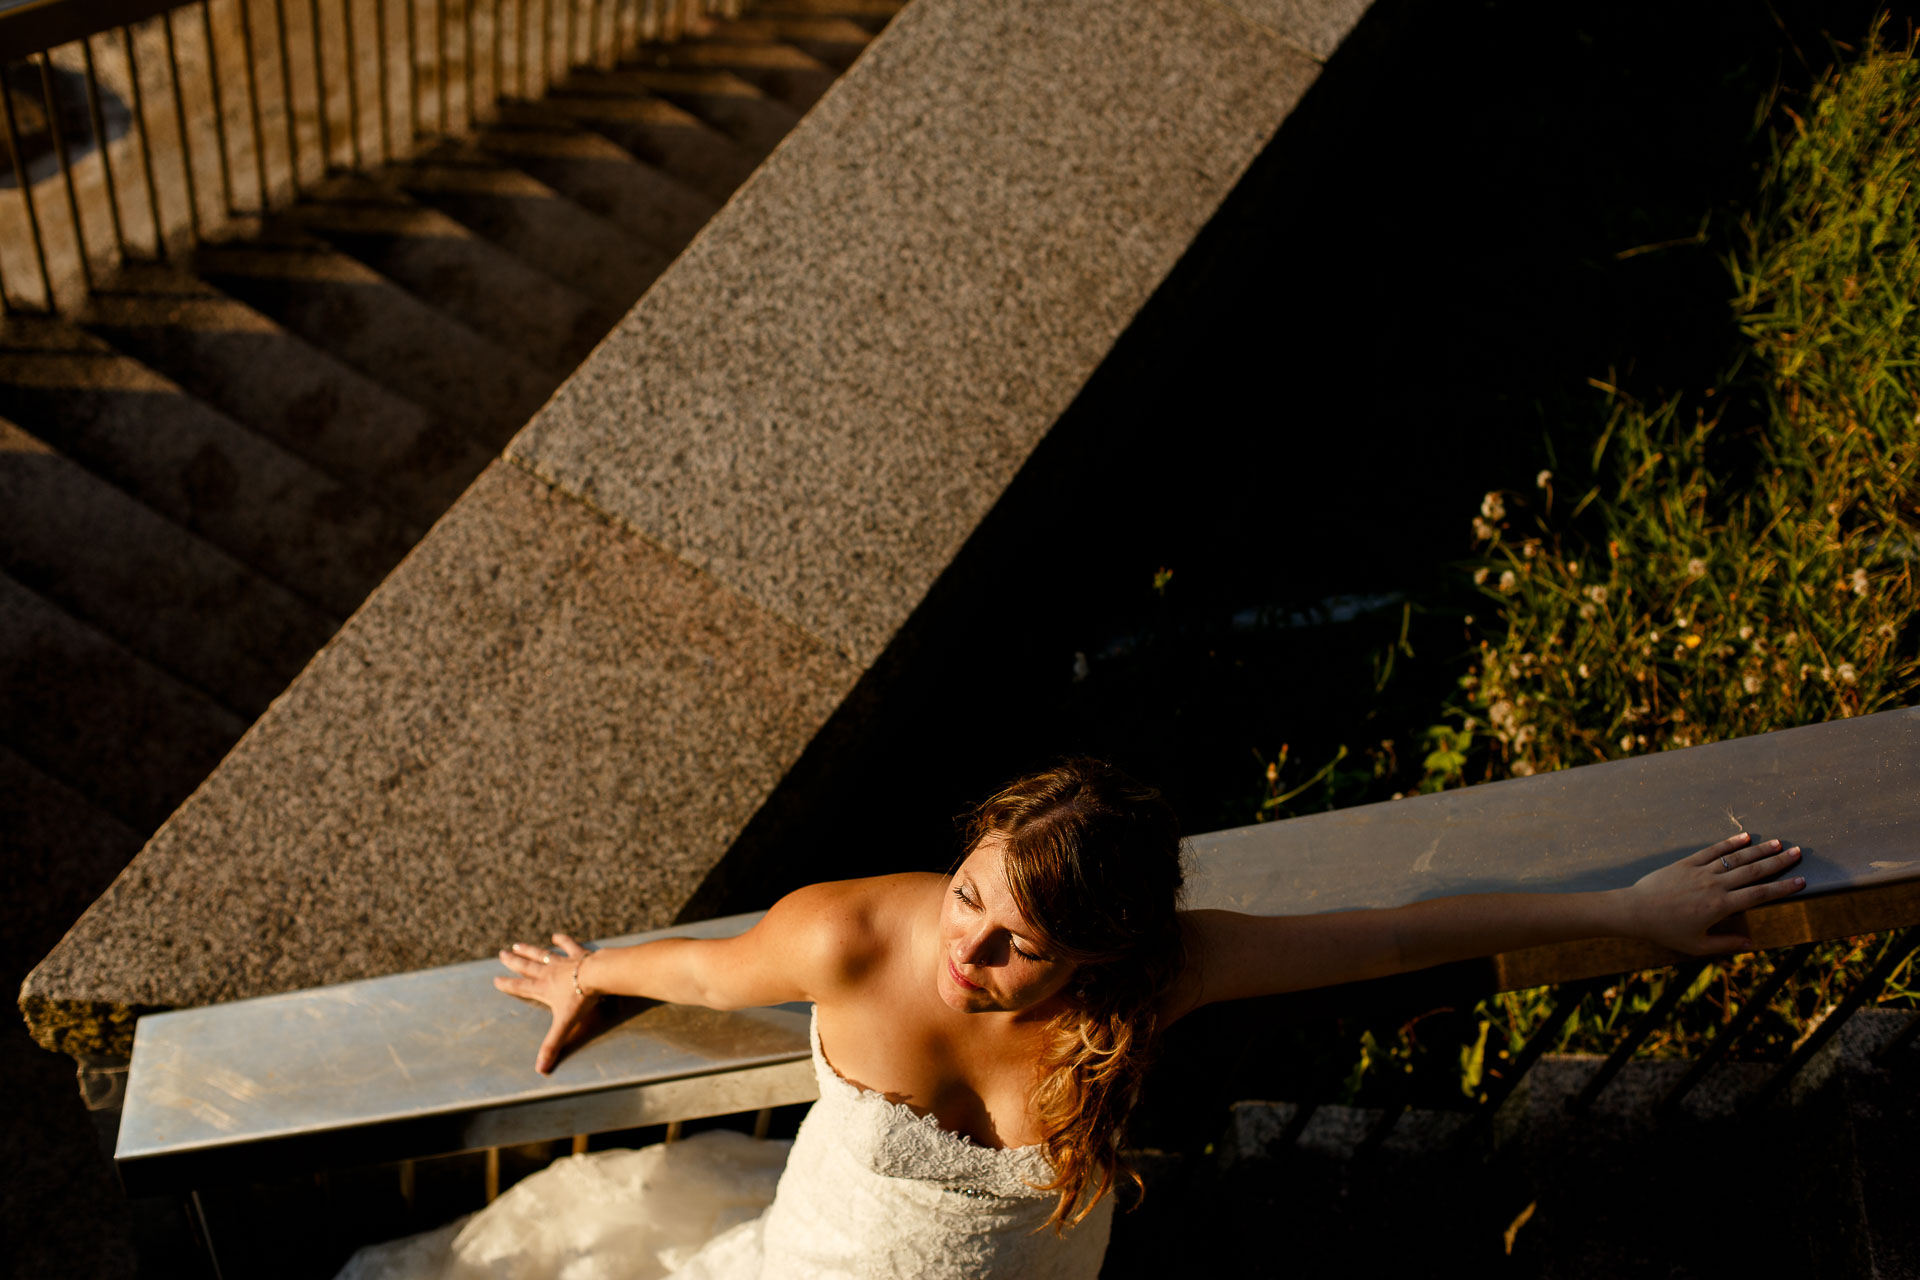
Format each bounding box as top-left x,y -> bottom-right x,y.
760,873 -> 939,998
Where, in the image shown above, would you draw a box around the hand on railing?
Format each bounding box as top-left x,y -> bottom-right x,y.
496,933 -> 601,1075
1619,833 -> 1806,956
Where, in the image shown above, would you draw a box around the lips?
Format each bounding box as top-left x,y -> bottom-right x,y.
948,959 -> 983,991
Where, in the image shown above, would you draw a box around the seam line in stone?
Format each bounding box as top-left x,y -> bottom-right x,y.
500,450 -> 864,671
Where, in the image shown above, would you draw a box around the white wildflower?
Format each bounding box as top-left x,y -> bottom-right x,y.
1498,569 -> 1517,593
1578,663 -> 1590,679
1743,673 -> 1762,694
1686,557 -> 1706,580
1619,734 -> 1634,752
1673,735 -> 1691,748
1585,585 -> 1608,605
1837,662 -> 1857,685
1850,568 -> 1869,597
1568,561 -> 1582,578
1481,492 -> 1506,522
1473,567 -> 1490,585
1489,700 -> 1517,734
1579,602 -> 1597,620
1536,469 -> 1552,489
1738,625 -> 1754,641
1512,760 -> 1536,777
1473,517 -> 1497,542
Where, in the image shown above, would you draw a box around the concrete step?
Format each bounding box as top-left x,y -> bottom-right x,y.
77,261 -> 490,531
539,76 -> 762,206
0,315 -> 419,617
644,39 -> 839,114
191,225 -> 551,451
0,744 -> 143,978
386,137 -> 669,321
572,66 -> 805,159
269,171 -> 607,380
0,570 -> 245,831
0,416 -> 339,718
703,15 -> 878,73
476,100 -> 721,258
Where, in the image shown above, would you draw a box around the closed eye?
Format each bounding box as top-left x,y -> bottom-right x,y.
953,885 -> 1045,962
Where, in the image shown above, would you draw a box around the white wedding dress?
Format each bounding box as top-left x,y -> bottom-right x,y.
337,1010 -> 1113,1279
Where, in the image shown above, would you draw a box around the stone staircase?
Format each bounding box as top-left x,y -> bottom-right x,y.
0,2 -> 896,909
1104,1009 -> 1920,1279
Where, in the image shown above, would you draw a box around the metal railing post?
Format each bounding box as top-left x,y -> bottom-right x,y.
272,0 -> 302,191
0,69 -> 53,307
79,38 -> 129,259
198,0 -> 236,214
122,25 -> 169,256
306,0 -> 331,171
234,0 -> 271,208
371,0 -> 390,161
37,50 -> 93,296
338,0 -> 362,168
161,9 -> 204,240
1571,959 -> 1710,1114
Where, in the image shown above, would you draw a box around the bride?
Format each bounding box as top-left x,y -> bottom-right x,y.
341,758 -> 1805,1279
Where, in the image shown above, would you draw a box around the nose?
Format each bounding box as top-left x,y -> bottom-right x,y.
955,925 -> 996,968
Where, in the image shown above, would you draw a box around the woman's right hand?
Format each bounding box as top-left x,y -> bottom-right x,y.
494,932 -> 598,1075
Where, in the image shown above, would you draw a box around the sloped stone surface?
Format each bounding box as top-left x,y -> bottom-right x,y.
23,463 -> 858,1037
512,0 -> 1317,666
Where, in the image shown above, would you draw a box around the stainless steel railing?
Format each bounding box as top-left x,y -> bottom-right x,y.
0,0 -> 738,312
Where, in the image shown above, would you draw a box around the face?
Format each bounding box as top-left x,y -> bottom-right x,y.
938,835 -> 1078,1016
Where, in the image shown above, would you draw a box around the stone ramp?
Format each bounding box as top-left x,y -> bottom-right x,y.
21,0 -> 1343,1054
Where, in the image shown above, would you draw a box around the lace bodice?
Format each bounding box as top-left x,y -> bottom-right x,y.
733,1009 -> 1112,1279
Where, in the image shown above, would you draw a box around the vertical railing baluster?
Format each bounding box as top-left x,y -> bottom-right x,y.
161,10 -> 204,241
235,0 -> 271,209
435,0 -> 449,131
491,0 -> 504,110
307,0 -> 332,171
372,0 -> 392,162
123,26 -> 169,257
198,1 -> 237,216
1657,942 -> 1812,1116
562,0 -> 575,75
1571,959 -> 1709,1114
463,0 -> 477,129
0,67 -> 53,307
339,0 -> 364,169
517,0 -> 529,99
483,1148 -> 500,1202
80,39 -> 130,260
1749,928 -> 1920,1112
404,0 -> 420,141
594,0 -> 610,69
37,50 -> 93,296
273,0 -> 303,192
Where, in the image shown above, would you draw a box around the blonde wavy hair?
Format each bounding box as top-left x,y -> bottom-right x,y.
961,759 -> 1186,1233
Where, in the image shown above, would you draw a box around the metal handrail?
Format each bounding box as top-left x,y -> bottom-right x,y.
0,0 -> 740,312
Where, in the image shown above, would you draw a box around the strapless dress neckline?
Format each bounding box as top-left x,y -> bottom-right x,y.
809,1013 -> 1045,1159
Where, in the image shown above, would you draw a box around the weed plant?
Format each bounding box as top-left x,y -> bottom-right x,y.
1259,28 -> 1920,1104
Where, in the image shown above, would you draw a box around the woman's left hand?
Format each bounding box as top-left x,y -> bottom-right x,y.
1619,832 -> 1806,955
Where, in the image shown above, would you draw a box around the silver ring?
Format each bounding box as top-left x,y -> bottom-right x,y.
1721,855 -> 1734,871
540,952 -> 552,964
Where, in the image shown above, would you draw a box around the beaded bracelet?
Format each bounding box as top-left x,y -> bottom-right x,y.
572,951 -> 592,1000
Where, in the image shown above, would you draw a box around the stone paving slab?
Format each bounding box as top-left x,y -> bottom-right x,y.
511,0 -> 1318,667
22,462 -> 857,1051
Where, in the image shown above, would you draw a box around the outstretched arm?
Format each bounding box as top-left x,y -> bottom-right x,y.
493,879 -> 870,1073
1169,832 -> 1805,1020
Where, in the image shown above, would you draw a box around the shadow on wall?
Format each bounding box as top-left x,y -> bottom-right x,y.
2,59 -> 132,188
